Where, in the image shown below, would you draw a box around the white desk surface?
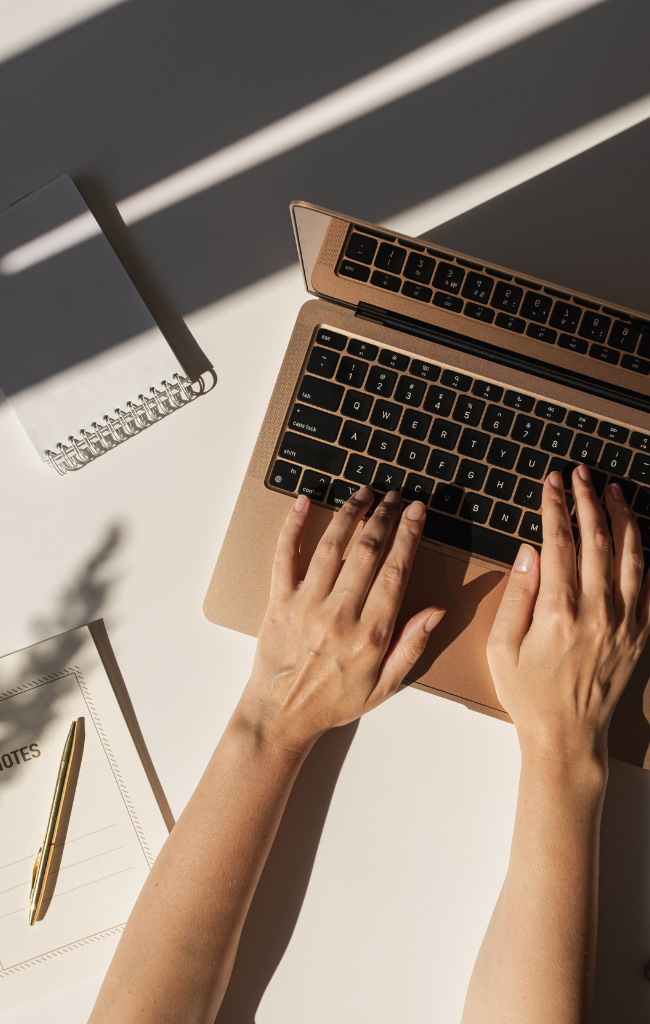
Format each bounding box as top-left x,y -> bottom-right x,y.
1,266 -> 650,1023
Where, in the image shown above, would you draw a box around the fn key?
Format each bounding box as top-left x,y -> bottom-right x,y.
269,460 -> 301,492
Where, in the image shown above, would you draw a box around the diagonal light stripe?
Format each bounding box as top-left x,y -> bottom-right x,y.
0,0 -> 129,65
384,93 -> 650,236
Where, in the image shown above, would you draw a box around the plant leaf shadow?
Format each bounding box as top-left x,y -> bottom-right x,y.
214,721 -> 358,1024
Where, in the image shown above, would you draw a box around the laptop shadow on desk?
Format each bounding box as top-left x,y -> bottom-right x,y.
215,721 -> 358,1024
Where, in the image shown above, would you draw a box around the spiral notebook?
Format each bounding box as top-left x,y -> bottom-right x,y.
0,174 -> 205,474
0,622 -> 172,1012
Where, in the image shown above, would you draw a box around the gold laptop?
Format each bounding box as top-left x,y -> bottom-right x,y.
204,202 -> 650,769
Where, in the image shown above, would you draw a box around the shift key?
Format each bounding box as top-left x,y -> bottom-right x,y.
279,432 -> 346,476
288,404 -> 342,443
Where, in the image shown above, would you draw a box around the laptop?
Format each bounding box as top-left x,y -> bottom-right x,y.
204,201 -> 650,769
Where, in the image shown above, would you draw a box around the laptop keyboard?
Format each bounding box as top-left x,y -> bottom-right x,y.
267,326 -> 650,569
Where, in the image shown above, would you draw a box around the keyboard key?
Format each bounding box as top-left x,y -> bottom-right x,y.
460,492 -> 493,524
269,460 -> 301,492
458,428 -> 490,460
423,510 -> 525,565
472,380 -> 503,402
486,438 -> 519,469
399,409 -> 432,440
495,312 -> 526,333
491,281 -> 523,313
371,269 -> 401,292
630,453 -> 650,485
455,459 -> 487,490
345,233 -> 377,264
441,369 -> 472,391
375,242 -> 406,274
535,401 -> 566,422
621,354 -> 650,375
639,333 -> 650,359
490,502 -> 522,534
608,476 -> 636,504
402,281 -> 432,302
397,439 -> 429,472
427,450 -> 459,481
289,404 -> 342,443
504,390 -> 534,412
395,376 -> 427,406
339,421 -> 370,452
521,292 -> 552,322
517,448 -> 549,480
526,323 -> 557,344
307,346 -> 339,379
316,328 -> 347,350
597,422 -> 629,443
344,453 -> 376,485
453,395 -> 485,426
430,483 -> 463,514
570,434 -> 602,465
366,365 -> 397,397
339,260 -> 370,282
567,411 -> 597,432
410,359 -> 440,381
519,511 -> 543,543
341,389 -> 372,421
403,252 -> 435,284
634,488 -> 650,517
369,430 -> 399,461
279,432 -> 346,476
482,405 -> 514,435
327,479 -> 360,507
433,291 -> 463,312
549,302 -> 581,333
298,470 -> 331,501
402,473 -> 433,502
464,302 -> 495,323
336,356 -> 369,388
433,262 -> 464,293
429,418 -> 461,450
370,400 -> 401,431
638,518 -> 650,548
631,432 -> 650,452
424,386 -> 456,416
513,478 -> 543,509
540,424 -> 573,456
548,457 -> 577,490
511,414 -> 543,445
348,338 -> 378,360
589,343 -> 619,364
590,470 -> 607,497
485,469 -> 516,500
378,349 -> 409,371
558,333 -> 588,354
462,272 -> 494,303
298,375 -> 344,412
599,444 -> 631,476
579,311 -> 611,343
608,320 -> 640,352
373,464 -> 406,492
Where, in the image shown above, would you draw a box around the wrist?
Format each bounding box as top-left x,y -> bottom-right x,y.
518,742 -> 608,798
227,696 -> 318,760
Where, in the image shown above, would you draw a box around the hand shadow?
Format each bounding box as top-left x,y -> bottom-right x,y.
215,721 -> 358,1024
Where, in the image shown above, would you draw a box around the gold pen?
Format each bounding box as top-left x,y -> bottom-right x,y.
28,719 -> 80,926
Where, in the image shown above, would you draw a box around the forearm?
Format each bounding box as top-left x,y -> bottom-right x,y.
89,715 -> 308,1024
462,753 -> 607,1024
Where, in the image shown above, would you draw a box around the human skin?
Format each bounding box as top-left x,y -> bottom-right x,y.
88,487 -> 444,1024
461,467 -> 650,1024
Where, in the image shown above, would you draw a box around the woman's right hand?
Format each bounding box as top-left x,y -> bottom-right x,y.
487,467 -> 650,768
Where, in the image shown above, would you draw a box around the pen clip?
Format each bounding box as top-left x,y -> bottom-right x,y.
30,846 -> 43,902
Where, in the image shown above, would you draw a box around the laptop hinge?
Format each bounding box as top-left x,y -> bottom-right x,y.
355,301 -> 389,326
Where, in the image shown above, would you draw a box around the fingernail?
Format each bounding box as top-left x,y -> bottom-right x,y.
577,464 -> 591,483
382,489 -> 402,505
424,608 -> 445,633
406,501 -> 425,521
513,544 -> 534,573
548,471 -> 563,491
351,486 -> 372,503
609,481 -> 623,501
294,494 -> 308,512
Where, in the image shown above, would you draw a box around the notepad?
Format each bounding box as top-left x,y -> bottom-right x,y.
0,623 -> 170,1011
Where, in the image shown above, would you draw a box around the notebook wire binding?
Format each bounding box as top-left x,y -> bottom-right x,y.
46,372 -> 204,475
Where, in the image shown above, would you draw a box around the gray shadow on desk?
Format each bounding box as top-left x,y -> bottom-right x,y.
593,758 -> 650,1023
215,721 -> 359,1024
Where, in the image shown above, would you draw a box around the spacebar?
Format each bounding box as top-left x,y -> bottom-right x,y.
423,511 -> 524,566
